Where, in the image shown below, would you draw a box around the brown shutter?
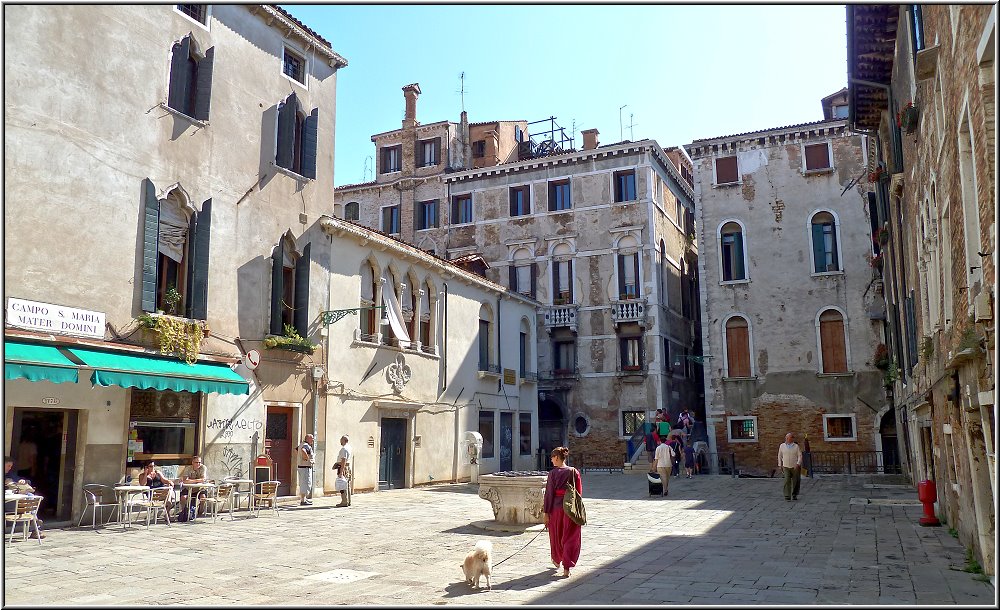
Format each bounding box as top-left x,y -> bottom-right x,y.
726,320 -> 751,377
433,137 -> 441,165
820,316 -> 848,373
633,253 -> 641,298
509,265 -> 517,291
567,259 -> 574,302
716,156 -> 739,184
416,139 -> 424,167
804,143 -> 831,171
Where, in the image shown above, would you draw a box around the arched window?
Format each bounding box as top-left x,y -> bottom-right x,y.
810,211 -> 841,273
724,315 -> 752,378
478,304 -> 493,370
419,281 -> 433,352
519,318 -> 532,378
167,34 -> 214,120
270,233 -> 310,337
344,202 -> 360,221
156,189 -> 193,314
817,308 -> 848,373
382,269 -> 400,346
275,92 -> 318,179
719,221 -> 747,281
508,247 -> 535,297
359,262 -> 376,339
616,235 -> 641,299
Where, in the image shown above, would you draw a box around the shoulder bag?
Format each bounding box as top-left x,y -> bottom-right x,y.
562,468 -> 587,526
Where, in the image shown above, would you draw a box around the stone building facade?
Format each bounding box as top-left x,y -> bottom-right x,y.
4,4 -> 346,519
847,3 -> 995,578
316,217 -> 539,491
686,111 -> 884,476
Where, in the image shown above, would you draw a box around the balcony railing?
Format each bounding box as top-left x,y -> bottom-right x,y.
544,304 -> 578,333
539,368 -> 580,381
478,363 -> 502,377
616,364 -> 648,377
520,371 -> 538,383
611,298 -> 647,326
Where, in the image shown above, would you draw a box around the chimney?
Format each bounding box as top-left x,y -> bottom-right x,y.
402,83 -> 421,126
582,128 -> 599,151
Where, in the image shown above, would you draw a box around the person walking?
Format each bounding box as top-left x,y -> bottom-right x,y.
683,440 -> 696,478
669,435 -> 683,477
297,433 -> 315,506
542,446 -> 582,577
778,432 -> 803,501
653,437 -> 674,497
335,435 -> 352,507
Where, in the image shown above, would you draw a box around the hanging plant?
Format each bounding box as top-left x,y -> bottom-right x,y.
875,227 -> 890,246
920,336 -> 934,361
263,324 -> 317,354
868,166 -> 884,183
873,343 -> 891,370
136,313 -> 202,364
883,359 -> 900,387
897,102 -> 919,134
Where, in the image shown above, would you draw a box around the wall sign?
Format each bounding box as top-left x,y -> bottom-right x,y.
243,349 -> 261,370
6,297 -> 105,339
503,368 -> 516,385
41,397 -> 60,405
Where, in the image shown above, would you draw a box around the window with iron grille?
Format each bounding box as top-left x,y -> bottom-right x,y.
548,180 -> 571,211
452,195 -> 473,224
823,415 -> 856,440
715,155 -> 739,185
614,170 -> 636,202
176,4 -> 206,24
619,334 -> 644,371
727,417 -> 757,442
283,47 -> 305,84
621,410 -> 645,436
804,143 -> 832,171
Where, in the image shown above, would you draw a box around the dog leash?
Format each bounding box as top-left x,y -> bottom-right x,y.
492,527 -> 546,568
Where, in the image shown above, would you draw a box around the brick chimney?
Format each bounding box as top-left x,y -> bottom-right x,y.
402,83 -> 421,126
582,128 -> 599,150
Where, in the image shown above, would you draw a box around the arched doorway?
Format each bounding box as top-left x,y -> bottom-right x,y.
880,410 -> 900,474
537,395 -> 566,470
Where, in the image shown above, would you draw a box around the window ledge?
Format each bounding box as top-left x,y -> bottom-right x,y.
712,181 -> 742,188
415,227 -> 439,233
451,221 -> 474,227
802,167 -> 834,176
612,199 -> 639,205
810,271 -> 844,278
823,437 -> 858,442
280,72 -> 308,91
548,209 -> 573,215
270,162 -> 312,182
382,170 -> 402,176
158,102 -> 207,128
726,438 -> 759,444
817,372 -> 855,378
723,376 -> 758,382
720,279 -> 750,286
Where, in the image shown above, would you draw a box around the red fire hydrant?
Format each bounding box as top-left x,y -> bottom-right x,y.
917,480 -> 941,526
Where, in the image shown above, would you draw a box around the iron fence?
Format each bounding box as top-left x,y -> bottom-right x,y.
806,451 -> 902,475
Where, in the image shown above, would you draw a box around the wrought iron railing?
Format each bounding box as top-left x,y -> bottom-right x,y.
806,451 -> 902,475
539,368 -> 579,381
519,371 -> 538,382
478,363 -> 502,375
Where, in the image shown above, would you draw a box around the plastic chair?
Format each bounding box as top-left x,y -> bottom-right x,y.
78,484 -> 119,529
205,483 -> 235,522
252,481 -> 280,518
6,496 -> 43,546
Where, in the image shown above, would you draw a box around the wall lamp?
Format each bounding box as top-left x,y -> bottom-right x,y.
674,354 -> 714,367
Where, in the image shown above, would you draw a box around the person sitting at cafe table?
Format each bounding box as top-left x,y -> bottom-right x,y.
178,456 -> 208,518
4,456 -> 44,539
138,460 -> 174,510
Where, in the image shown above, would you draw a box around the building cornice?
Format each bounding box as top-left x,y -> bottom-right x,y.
250,5 -> 348,68
686,119 -> 849,159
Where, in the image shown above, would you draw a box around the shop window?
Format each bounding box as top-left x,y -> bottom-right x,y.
823,415 -> 856,441
127,389 -> 201,467
479,410 -> 495,459
727,416 -> 757,442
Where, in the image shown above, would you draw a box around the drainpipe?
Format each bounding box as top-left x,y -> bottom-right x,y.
442,283 -> 449,392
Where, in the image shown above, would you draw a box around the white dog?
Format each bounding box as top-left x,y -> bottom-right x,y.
461,540 -> 493,590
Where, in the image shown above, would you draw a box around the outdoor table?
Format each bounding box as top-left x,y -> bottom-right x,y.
113,485 -> 150,529
180,482 -> 217,522
224,479 -> 254,514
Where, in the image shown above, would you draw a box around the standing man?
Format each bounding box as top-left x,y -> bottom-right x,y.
335,435 -> 352,507
653,436 -> 674,497
297,433 -> 315,506
777,432 -> 803,501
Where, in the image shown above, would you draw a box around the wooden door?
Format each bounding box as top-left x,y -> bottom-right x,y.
265,406 -> 294,497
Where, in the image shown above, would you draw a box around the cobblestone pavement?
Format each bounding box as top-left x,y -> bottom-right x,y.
3,473 -> 996,606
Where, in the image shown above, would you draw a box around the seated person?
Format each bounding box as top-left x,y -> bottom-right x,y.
4,456 -> 44,539
138,460 -> 174,508
178,456 -> 208,518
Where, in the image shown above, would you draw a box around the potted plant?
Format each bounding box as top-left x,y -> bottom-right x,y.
263,324 -> 318,354
876,227 -> 890,247
920,336 -> 934,361
868,166 -> 884,183
873,343 -> 891,370
136,312 -> 202,364
164,286 -> 182,315
897,102 -> 919,134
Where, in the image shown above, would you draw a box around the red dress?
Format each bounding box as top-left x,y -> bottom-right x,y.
543,466 -> 583,569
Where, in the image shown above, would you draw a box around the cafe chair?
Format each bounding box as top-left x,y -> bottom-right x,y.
205,483 -> 235,522
6,496 -> 43,547
79,484 -> 119,529
134,487 -> 171,527
223,477 -> 252,512
252,481 -> 280,518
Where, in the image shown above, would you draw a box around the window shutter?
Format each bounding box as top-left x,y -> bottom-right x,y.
508,265 -> 517,292
530,263 -> 537,298
509,189 -> 516,217
270,241 -> 284,336
167,35 -> 191,111
726,322 -> 750,377
184,209 -> 198,318
619,337 -> 627,367
382,207 -> 391,232
633,253 -> 641,297
294,243 -> 311,337
275,93 -> 297,170
617,255 -> 626,297
804,143 -> 830,170
189,198 -> 211,320
716,156 -> 738,184
141,179 -> 160,312
905,295 -> 918,370
433,137 -> 441,165
811,223 -> 827,272
380,148 -> 387,174
552,261 -> 561,300
193,46 -> 214,121
733,231 -> 745,279
299,107 -> 318,179
567,259 -> 574,302
548,184 -> 556,212
829,226 -> 840,271
416,139 -> 424,167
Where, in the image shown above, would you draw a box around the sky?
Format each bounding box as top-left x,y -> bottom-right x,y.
279,4 -> 850,187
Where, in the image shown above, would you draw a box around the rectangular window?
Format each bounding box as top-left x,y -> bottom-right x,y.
553,260 -> 573,304
721,232 -> 746,281
655,177 -> 663,204
282,48 -> 305,84
515,265 -> 531,296
417,200 -> 438,230
715,155 -> 739,185
823,415 -> 857,441
621,410 -> 645,436
554,340 -> 576,373
548,180 -> 571,211
620,335 -> 643,370
618,253 -> 639,298
176,4 -> 207,24
663,339 -> 670,373
381,145 -> 402,173
509,186 -> 530,216
804,143 -> 831,171
478,319 -> 490,370
479,411 -> 495,459
614,170 -> 636,202
128,389 -> 201,465
472,140 -> 485,158
727,416 -> 757,442
519,332 -> 527,377
676,200 -> 685,229
418,139 -> 438,167
832,105 -> 849,119
452,195 -> 473,224
381,206 -> 400,234
519,412 -> 532,456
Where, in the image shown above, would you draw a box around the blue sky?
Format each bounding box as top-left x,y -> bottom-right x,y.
280,4 -> 850,187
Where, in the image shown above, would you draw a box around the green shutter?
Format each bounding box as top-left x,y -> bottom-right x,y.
184,209 -> 198,318
140,179 -> 159,312
812,223 -> 827,272
167,35 -> 191,111
275,93 -> 297,170
293,243 -> 311,337
301,108 -> 318,179
193,46 -> 214,121
270,241 -> 284,336
190,199 -> 211,320
733,232 -> 745,280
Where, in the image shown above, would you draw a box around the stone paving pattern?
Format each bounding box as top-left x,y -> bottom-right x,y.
3,473 -> 996,605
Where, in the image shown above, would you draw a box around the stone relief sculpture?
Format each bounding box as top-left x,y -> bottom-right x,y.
478,486 -> 501,518
386,354 -> 411,393
524,488 -> 544,520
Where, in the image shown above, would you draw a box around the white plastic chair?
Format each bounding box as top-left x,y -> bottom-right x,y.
79,484 -> 119,529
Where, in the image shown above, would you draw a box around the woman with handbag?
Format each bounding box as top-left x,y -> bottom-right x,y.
542,446 -> 583,577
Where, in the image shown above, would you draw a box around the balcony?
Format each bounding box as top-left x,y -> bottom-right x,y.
544,304 -> 578,333
616,364 -> 649,382
519,371 -> 539,383
539,368 -> 580,382
611,298 -> 647,327
478,363 -> 502,379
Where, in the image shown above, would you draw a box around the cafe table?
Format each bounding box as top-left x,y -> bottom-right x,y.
180,482 -> 217,522
224,479 -> 255,515
113,485 -> 150,530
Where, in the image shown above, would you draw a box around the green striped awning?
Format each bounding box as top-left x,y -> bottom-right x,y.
67,347 -> 249,396
4,340 -> 80,384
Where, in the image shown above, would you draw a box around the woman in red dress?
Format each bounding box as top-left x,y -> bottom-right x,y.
542,446 -> 583,577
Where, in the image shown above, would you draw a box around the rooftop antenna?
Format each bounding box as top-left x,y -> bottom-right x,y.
457,71 -> 466,113
362,155 -> 373,182
626,113 -> 638,141
619,105 -> 628,142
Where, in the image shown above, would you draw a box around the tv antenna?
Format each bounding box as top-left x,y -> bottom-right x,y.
456,71 -> 467,113
362,155 -> 373,182
626,113 -> 638,141
619,105 -> 628,142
